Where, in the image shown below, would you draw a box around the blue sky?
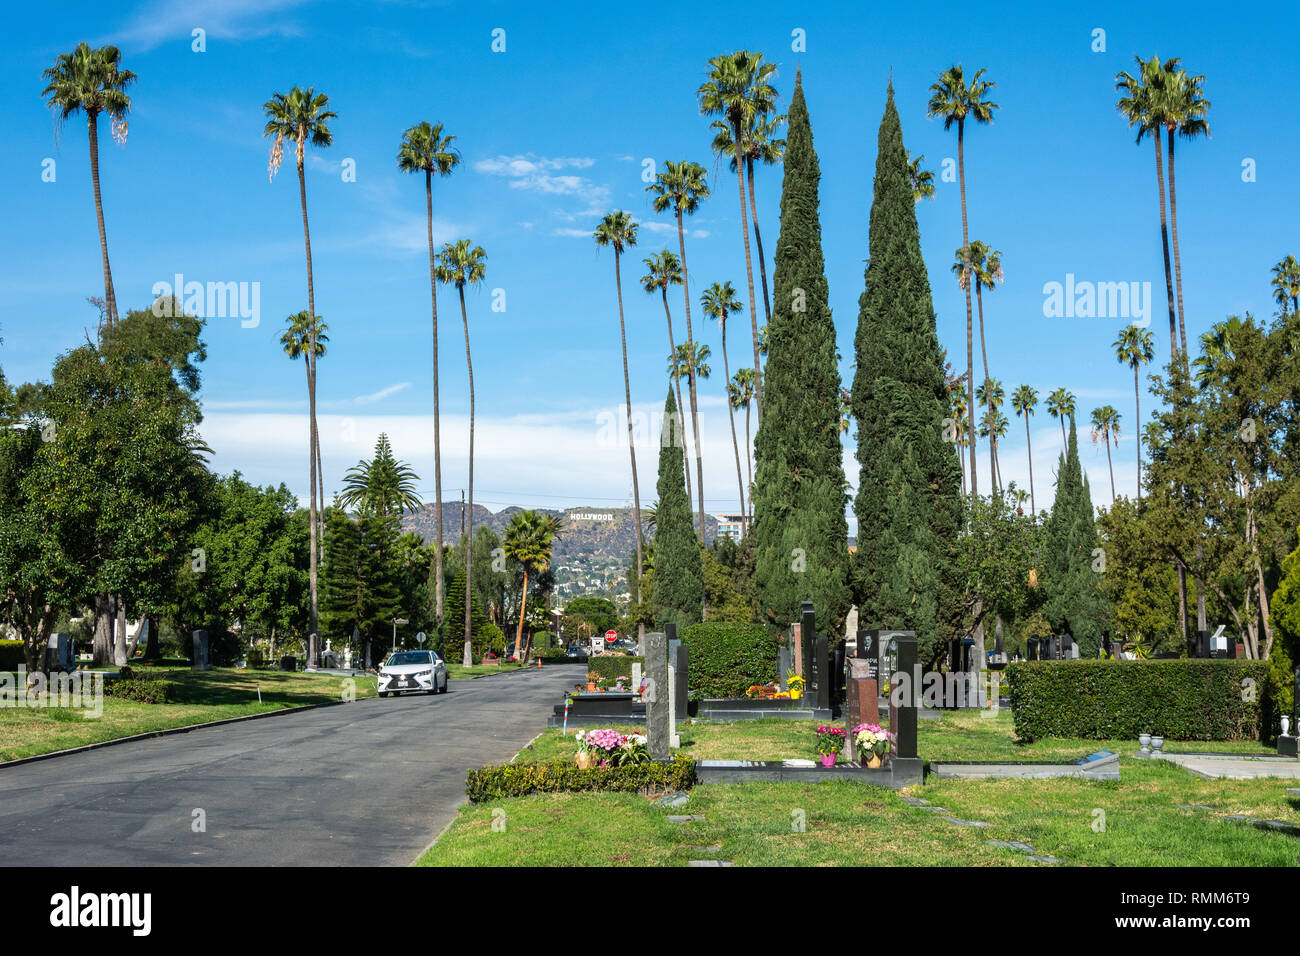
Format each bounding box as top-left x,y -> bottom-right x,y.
3,0 -> 1297,530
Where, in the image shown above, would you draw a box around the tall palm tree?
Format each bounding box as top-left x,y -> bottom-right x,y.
280,310 -> 328,551
1090,406 -> 1122,503
952,240 -> 1003,490
397,121 -> 460,628
264,85 -> 335,668
1163,63 -> 1210,362
435,239 -> 486,666
710,112 -> 786,326
907,150 -> 936,202
1116,55 -> 1179,363
42,43 -> 136,329
730,367 -> 756,509
699,51 -> 778,419
646,161 -> 710,538
1271,255 -> 1300,316
703,281 -> 747,531
1047,387 -> 1076,448
502,510 -> 563,660
975,378 -> 1006,493
593,212 -> 644,603
1010,384 -> 1039,515
640,250 -> 693,506
1114,324 -> 1155,498
670,342 -> 711,391
338,433 -> 422,516
928,64 -> 998,495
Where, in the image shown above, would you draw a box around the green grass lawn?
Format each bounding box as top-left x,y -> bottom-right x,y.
421,710 -> 1292,867
444,661 -> 532,680
0,666 -> 374,762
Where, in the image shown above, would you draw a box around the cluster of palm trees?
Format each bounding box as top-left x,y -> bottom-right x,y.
595,51 -> 784,595
262,93 -> 490,668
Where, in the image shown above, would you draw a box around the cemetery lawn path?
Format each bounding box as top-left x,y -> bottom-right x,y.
0,666 -> 575,866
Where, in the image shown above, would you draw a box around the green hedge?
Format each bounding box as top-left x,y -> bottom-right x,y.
680,622 -> 776,699
104,677 -> 173,704
0,640 -> 24,670
465,755 -> 695,803
587,655 -> 643,682
1007,659 -> 1271,742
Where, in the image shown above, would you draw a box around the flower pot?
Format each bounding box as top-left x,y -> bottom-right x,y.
576,751 -> 595,770
820,752 -> 837,768
866,752 -> 883,769
587,682 -> 598,692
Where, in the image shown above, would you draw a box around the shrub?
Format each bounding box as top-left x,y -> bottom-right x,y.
475,622 -> 506,660
465,755 -> 695,803
588,655 -> 642,682
104,677 -> 172,704
679,621 -> 777,699
1007,659 -> 1271,742
0,639 -> 25,670
246,647 -> 265,669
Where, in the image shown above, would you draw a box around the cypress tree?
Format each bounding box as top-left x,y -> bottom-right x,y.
751,70 -> 851,637
651,387 -> 703,629
1042,415 -> 1107,654
444,567 -> 490,656
852,83 -> 964,664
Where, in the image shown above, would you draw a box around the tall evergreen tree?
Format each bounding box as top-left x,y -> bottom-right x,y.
443,566 -> 490,658
751,70 -> 851,637
651,387 -> 703,629
1041,415 -> 1107,654
852,83 -> 965,664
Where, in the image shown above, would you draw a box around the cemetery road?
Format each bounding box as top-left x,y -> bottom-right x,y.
0,666 -> 575,866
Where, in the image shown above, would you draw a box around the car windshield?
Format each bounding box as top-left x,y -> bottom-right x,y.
386,652 -> 432,666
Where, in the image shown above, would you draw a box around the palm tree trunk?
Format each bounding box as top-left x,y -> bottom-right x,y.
459,285 -> 476,668
660,290 -> 692,509
735,134 -> 762,420
1024,417 -> 1036,515
721,316 -> 747,531
746,157 -> 773,325
1152,136 -> 1177,363
675,212 -> 706,542
1166,128 -> 1189,364
297,156 -> 320,670
1059,416 -> 1066,449
744,402 -> 753,512
514,568 -> 530,659
426,171 -> 445,629
1133,366 -> 1142,499
86,114 -> 118,325
957,122 -> 977,497
1105,434 -> 1116,503
614,252 -> 644,604
975,283 -> 994,493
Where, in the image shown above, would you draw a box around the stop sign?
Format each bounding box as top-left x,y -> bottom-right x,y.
605,630 -> 618,643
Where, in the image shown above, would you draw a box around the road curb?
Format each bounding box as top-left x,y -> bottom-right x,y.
0,696 -> 360,771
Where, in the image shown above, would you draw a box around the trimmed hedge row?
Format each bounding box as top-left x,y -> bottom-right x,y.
465,755 -> 695,803
0,640 -> 24,670
104,677 -> 173,704
587,655 -> 643,682
680,622 -> 776,699
1007,659 -> 1271,742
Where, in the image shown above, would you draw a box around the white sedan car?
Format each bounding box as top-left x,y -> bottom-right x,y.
378,650 -> 448,697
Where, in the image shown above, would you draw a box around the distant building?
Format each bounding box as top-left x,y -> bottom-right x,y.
714,514 -> 749,540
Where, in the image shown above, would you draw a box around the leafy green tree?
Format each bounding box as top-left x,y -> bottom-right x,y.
41,43 -> 136,326
651,388 -> 703,630
955,493 -> 1043,656
751,69 -> 851,638
564,596 -> 619,638
1096,497 -> 1179,653
853,83 -> 964,664
398,120 -> 460,629
1041,416 -> 1107,655
338,433 -> 421,517
322,506 -> 402,666
502,510 -> 563,660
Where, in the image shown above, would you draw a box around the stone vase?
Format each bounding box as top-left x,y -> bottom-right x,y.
1282,716 -> 1292,737
1138,733 -> 1152,753
1150,735 -> 1164,753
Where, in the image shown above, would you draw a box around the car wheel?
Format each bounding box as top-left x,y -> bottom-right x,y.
379,691 -> 389,698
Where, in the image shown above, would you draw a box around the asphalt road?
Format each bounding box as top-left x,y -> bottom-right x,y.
0,666 -> 575,866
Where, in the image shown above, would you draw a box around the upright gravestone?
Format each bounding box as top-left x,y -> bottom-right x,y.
790,623 -> 803,679
46,633 -> 73,673
813,635 -> 830,711
832,643 -> 845,706
800,602 -> 815,692
887,632 -> 918,761
674,642 -> 689,726
645,631 -> 669,760
631,661 -> 643,696
191,630 -> 211,671
1026,637 -> 1039,661
846,628 -> 881,731
778,646 -> 790,692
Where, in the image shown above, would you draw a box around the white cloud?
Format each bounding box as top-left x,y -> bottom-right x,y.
102,0 -> 310,53
354,382 -> 411,405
